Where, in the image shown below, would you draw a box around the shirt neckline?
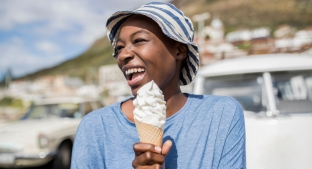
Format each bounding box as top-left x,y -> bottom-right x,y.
117,93 -> 192,127
165,93 -> 191,125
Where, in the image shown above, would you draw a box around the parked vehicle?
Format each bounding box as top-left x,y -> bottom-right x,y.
0,96 -> 102,169
193,54 -> 312,169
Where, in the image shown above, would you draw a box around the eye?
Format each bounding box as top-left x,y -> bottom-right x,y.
115,45 -> 124,54
133,38 -> 146,44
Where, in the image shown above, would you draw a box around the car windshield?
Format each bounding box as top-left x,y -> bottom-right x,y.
203,73 -> 266,113
272,70 -> 312,113
21,103 -> 82,120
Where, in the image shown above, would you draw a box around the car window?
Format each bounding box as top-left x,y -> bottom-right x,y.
22,103 -> 81,120
203,73 -> 266,113
26,105 -> 47,119
271,70 -> 312,113
58,103 -> 80,118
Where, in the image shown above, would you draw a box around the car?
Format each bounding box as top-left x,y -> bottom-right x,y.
0,96 -> 102,169
193,54 -> 312,169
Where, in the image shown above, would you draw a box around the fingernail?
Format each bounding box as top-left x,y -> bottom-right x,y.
155,146 -> 161,153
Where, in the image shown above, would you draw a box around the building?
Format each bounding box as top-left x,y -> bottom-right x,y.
98,64 -> 131,104
198,17 -> 247,65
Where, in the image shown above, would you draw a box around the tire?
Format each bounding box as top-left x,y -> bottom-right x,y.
52,142 -> 72,169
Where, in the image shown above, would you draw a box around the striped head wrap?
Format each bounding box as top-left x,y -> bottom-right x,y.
106,2 -> 200,85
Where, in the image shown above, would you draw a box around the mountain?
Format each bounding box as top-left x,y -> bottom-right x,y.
171,0 -> 312,32
15,37 -> 115,82
10,0 -> 312,83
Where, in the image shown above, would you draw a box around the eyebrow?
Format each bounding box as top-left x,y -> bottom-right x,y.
116,29 -> 150,43
130,29 -> 150,38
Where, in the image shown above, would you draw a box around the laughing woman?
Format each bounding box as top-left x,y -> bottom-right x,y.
71,2 -> 246,169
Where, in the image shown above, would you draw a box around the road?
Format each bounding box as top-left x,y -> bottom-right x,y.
0,162 -> 52,169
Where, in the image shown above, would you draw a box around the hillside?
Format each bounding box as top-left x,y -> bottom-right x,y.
171,0 -> 312,32
10,0 -> 312,83
15,37 -> 115,82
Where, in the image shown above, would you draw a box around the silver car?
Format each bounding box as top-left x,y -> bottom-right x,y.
0,97 -> 102,169
193,54 -> 312,169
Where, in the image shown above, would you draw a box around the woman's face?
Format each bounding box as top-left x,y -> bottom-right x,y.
116,15 -> 183,96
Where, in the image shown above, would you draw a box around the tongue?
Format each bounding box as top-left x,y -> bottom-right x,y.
129,72 -> 145,83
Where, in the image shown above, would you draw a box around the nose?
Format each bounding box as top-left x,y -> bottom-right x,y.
117,45 -> 134,64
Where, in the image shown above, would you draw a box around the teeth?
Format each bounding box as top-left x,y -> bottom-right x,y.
125,68 -> 145,75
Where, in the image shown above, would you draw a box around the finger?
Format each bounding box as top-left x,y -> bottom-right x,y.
135,163 -> 162,169
161,140 -> 172,156
133,142 -> 161,156
132,151 -> 165,167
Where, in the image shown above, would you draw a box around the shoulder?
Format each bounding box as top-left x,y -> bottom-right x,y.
210,95 -> 244,119
188,94 -> 242,110
211,95 -> 242,111
187,94 -> 244,121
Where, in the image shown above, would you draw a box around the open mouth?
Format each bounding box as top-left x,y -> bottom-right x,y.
125,68 -> 145,84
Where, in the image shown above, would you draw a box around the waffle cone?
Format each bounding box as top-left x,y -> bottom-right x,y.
134,119 -> 164,147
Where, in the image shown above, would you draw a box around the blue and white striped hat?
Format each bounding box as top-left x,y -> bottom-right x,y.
106,2 -> 200,85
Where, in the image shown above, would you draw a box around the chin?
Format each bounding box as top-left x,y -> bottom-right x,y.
131,88 -> 139,97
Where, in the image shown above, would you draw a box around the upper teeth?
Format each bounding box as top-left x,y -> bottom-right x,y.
125,68 -> 145,75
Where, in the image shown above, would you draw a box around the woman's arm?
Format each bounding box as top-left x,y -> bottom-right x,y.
219,103 -> 246,169
71,116 -> 105,169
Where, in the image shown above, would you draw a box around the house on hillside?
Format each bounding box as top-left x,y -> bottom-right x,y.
225,27 -> 272,54
52,76 -> 84,96
273,27 -> 312,53
198,17 -> 247,65
12,76 -> 84,98
274,25 -> 296,38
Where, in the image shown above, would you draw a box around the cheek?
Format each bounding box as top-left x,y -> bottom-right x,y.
154,56 -> 177,78
116,60 -> 124,74
136,42 -> 177,73
154,47 -> 177,71
117,61 -> 122,70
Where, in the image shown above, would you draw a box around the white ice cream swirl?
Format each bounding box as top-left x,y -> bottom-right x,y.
133,80 -> 166,130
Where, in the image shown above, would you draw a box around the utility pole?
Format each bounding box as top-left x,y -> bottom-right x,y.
192,12 -> 210,52
5,68 -> 12,90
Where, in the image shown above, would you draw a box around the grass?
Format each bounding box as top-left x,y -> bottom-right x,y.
0,97 -> 24,108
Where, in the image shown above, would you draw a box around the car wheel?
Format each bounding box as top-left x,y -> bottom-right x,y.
52,142 -> 72,169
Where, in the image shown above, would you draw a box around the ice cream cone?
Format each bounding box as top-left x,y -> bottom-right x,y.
135,119 -> 163,147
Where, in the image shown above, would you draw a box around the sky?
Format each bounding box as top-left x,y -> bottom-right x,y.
0,0 -> 170,81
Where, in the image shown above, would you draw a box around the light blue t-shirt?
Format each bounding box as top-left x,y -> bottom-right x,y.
71,94 -> 246,169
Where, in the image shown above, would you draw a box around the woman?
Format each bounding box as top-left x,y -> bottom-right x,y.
71,2 -> 245,169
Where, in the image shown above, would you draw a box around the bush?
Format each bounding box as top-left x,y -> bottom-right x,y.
0,97 -> 24,107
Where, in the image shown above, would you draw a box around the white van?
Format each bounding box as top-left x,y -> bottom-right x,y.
193,54 -> 312,169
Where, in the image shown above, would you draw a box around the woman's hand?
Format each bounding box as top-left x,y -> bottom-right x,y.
132,140 -> 172,169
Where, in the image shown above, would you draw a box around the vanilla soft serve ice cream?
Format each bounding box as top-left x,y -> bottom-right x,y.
133,80 -> 166,130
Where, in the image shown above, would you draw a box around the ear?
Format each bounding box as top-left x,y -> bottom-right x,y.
175,43 -> 188,60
